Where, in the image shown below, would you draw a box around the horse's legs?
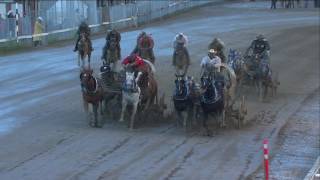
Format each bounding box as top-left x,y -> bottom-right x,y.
186,104 -> 194,130
202,113 -> 211,136
78,53 -> 81,66
83,98 -> 89,114
176,111 -> 183,127
263,82 -> 268,100
100,98 -> 104,115
258,81 -> 264,102
119,96 -> 127,122
88,53 -> 91,68
130,101 -> 139,130
93,103 -> 99,127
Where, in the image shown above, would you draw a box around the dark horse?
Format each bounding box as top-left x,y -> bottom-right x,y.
173,74 -> 200,131
102,37 -> 120,71
200,75 -> 225,136
243,54 -> 272,101
228,49 -> 279,100
78,33 -> 92,67
80,68 -> 104,127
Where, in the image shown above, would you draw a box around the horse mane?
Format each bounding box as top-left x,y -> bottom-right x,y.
143,59 -> 156,74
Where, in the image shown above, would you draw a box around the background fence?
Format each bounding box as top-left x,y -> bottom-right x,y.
0,0 -> 212,43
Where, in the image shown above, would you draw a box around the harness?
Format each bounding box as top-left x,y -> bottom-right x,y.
200,78 -> 221,104
173,80 -> 190,101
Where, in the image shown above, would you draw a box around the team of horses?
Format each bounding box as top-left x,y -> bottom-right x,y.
77,34 -> 159,129
76,34 -> 279,135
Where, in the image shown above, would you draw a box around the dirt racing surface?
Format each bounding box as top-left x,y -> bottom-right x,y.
0,1 -> 319,180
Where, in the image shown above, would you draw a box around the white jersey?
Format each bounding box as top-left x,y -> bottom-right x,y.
200,55 -> 222,74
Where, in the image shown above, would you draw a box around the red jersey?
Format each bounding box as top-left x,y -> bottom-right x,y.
122,54 -> 144,67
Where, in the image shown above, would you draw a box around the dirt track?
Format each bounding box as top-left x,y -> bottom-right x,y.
0,1 -> 319,180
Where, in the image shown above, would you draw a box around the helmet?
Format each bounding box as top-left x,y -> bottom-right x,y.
140,31 -> 146,37
256,34 -> 265,40
80,21 -> 87,27
38,17 -> 43,22
110,29 -> 117,34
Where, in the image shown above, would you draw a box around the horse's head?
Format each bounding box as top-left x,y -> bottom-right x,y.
200,75 -> 218,102
80,68 -> 96,92
80,68 -> 93,81
109,37 -> 117,49
174,74 -> 188,97
260,62 -> 270,79
201,75 -> 213,89
123,70 -> 140,92
228,49 -> 243,71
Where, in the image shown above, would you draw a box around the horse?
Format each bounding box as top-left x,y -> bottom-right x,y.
228,49 -> 245,84
102,37 -> 120,72
199,74 -> 225,136
137,68 -> 158,112
80,68 -> 104,127
99,64 -> 123,119
173,74 -> 200,131
119,68 -> 143,130
172,42 -> 190,76
78,33 -> 92,67
229,49 -> 279,100
243,54 -> 271,101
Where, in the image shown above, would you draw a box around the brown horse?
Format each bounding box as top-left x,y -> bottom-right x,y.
137,70 -> 158,112
78,33 -> 92,67
172,42 -> 190,76
80,68 -> 104,127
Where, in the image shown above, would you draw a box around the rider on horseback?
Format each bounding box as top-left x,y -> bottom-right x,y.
200,49 -> 222,79
173,33 -> 188,49
102,28 -> 121,61
132,31 -> 155,62
73,21 -> 93,52
208,38 -> 226,63
172,33 -> 191,76
245,34 -> 270,64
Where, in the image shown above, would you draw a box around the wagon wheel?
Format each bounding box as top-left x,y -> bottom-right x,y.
236,95 -> 247,129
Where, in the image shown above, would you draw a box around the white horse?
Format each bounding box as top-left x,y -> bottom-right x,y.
119,60 -> 156,129
119,71 -> 143,129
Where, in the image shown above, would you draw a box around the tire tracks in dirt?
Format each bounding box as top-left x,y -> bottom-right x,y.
3,135 -> 73,173
68,136 -> 131,180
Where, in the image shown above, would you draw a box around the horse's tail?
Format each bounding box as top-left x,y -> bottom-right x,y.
143,59 -> 156,74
